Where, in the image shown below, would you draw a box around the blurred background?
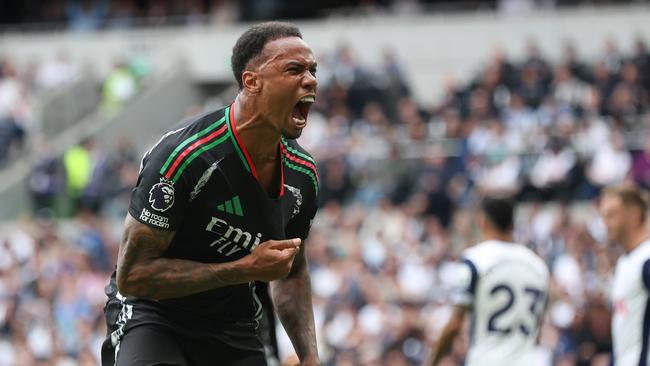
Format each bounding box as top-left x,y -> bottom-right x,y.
1,0 -> 650,365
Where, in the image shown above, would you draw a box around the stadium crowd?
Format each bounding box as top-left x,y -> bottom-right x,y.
0,0 -> 643,31
0,53 -> 90,166
288,36 -> 649,365
0,36 -> 649,365
0,52 -> 150,167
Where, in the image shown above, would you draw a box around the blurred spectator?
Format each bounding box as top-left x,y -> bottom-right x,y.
553,63 -> 590,109
592,61 -> 616,105
586,131 -> 631,188
519,63 -> 548,109
29,142 -> 63,214
601,38 -> 623,75
63,140 -> 93,212
562,41 -> 591,83
35,52 -> 79,91
101,62 -> 137,115
415,145 -> 461,228
528,138 -> 577,201
0,59 -> 29,165
632,135 -> 650,190
501,93 -> 538,147
66,0 -> 108,32
468,120 -> 522,195
606,61 -> 646,119
63,138 -> 111,214
633,38 -> 650,94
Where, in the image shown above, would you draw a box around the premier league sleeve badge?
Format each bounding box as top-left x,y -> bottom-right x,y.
148,178 -> 175,212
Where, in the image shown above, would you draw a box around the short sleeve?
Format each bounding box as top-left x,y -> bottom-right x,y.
449,258 -> 479,307
128,148 -> 193,231
642,259 -> 650,291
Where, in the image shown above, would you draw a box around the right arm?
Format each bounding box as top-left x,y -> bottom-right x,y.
429,305 -> 466,366
429,258 -> 477,365
116,214 -> 300,299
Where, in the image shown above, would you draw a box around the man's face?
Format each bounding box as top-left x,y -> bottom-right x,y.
252,36 -> 317,139
599,194 -> 628,244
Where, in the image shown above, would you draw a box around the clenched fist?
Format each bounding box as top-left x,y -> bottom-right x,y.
239,238 -> 301,282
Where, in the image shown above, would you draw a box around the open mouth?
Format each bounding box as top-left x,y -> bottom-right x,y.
292,95 -> 315,126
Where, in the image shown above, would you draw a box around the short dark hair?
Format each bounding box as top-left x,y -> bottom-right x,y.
481,196 -> 515,232
602,185 -> 648,222
231,22 -> 302,90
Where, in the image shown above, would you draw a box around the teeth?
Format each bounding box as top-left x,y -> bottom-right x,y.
299,96 -> 315,103
293,117 -> 306,123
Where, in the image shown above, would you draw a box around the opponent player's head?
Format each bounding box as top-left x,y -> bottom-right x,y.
480,196 -> 515,240
599,185 -> 648,247
231,22 -> 317,139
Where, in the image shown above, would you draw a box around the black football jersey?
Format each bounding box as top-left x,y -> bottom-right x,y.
107,104 -> 319,325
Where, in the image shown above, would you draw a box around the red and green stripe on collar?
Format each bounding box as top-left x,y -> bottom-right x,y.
158,106 -> 244,184
280,137 -> 319,195
159,114 -> 229,183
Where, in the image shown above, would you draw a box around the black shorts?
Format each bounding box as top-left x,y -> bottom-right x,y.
101,296 -> 267,366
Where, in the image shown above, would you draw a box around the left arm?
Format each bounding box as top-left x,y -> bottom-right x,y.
271,244 -> 319,365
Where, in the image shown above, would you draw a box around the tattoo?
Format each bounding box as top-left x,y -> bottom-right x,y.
116,214 -> 248,299
271,245 -> 319,362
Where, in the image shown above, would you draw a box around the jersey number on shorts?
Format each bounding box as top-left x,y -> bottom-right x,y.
487,284 -> 546,336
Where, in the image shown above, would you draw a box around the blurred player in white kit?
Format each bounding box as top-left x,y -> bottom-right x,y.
429,197 -> 550,366
600,185 -> 650,366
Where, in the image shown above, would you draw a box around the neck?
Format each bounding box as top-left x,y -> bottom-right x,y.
233,94 -> 281,164
484,230 -> 514,243
624,225 -> 648,253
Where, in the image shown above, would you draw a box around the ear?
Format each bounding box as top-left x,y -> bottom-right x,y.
242,70 -> 261,93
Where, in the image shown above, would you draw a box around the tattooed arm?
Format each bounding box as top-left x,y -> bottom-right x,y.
116,214 -> 300,299
271,244 -> 319,365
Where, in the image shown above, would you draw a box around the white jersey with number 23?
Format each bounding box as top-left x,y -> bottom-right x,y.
452,240 -> 550,366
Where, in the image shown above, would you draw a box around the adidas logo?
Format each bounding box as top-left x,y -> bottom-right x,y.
217,195 -> 244,216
